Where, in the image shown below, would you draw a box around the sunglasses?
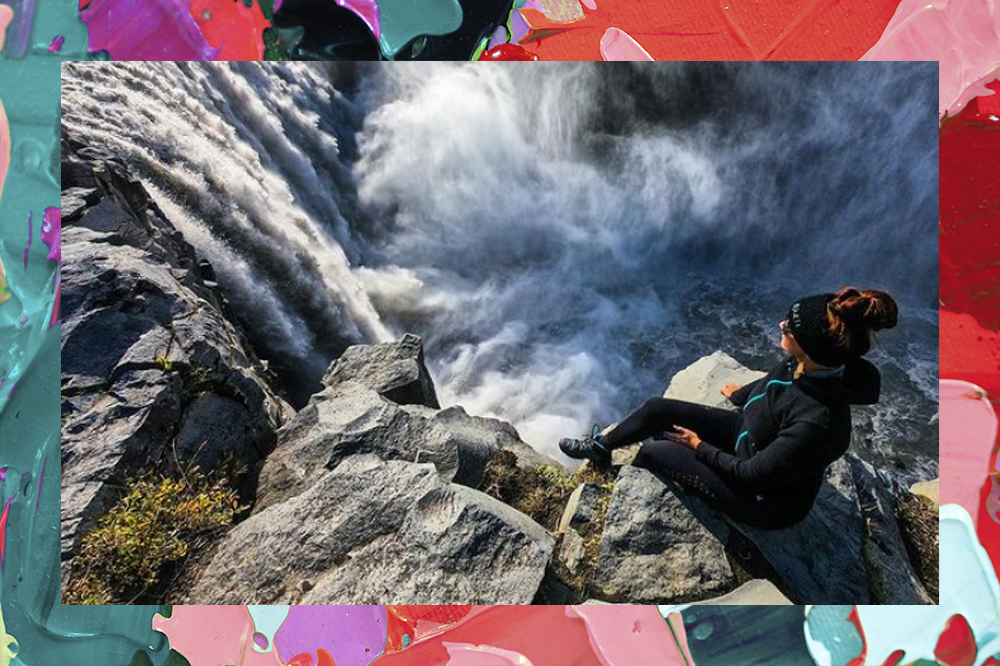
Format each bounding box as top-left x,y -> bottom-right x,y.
780,320 -> 793,336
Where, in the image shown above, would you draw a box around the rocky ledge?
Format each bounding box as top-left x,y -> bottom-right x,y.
61,130 -> 936,605
180,342 -> 936,605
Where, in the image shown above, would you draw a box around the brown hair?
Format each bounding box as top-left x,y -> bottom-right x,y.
827,287 -> 898,355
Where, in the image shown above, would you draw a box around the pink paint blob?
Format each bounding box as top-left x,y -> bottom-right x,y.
0,98 -> 9,219
80,0 -> 221,60
47,35 -> 64,51
273,605 -> 387,666
861,0 -> 1000,119
442,642 -> 533,666
153,606 -> 286,666
0,6 -> 11,52
0,497 -> 12,572
567,605 -> 688,666
41,207 -> 60,265
18,317 -> 26,324
941,378 -> 999,526
335,0 -> 381,40
374,606 -> 687,666
600,27 -> 653,61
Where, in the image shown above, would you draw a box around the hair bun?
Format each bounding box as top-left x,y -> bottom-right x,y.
830,287 -> 898,331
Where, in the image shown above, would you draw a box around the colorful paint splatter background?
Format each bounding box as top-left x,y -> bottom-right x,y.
0,0 -> 995,663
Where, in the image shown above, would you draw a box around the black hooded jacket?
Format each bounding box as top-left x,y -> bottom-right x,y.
695,356 -> 880,512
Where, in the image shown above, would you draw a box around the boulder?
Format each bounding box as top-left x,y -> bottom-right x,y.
731,456 -> 870,603
584,350 -> 929,604
60,140 -> 293,571
185,454 -> 554,604
256,343 -> 550,511
663,350 -> 767,409
851,457 -> 933,604
591,465 -> 735,603
323,333 -> 439,408
610,350 -> 765,466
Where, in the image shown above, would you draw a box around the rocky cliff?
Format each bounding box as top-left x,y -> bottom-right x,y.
61,130 -> 937,605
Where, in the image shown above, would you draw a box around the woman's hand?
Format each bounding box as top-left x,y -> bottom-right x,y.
720,383 -> 742,399
667,425 -> 702,450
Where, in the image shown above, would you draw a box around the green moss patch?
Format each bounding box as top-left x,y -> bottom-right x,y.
64,473 -> 244,605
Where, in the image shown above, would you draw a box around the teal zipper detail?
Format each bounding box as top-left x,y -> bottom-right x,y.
734,430 -> 748,453
742,379 -> 794,411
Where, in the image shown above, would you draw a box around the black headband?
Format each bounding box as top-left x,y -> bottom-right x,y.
787,293 -> 863,367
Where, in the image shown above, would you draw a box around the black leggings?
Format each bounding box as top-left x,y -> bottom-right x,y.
605,398 -> 804,529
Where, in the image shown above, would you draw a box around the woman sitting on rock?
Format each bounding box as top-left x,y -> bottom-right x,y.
559,287 -> 898,529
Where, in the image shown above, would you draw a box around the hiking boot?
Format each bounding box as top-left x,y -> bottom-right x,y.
559,425 -> 612,467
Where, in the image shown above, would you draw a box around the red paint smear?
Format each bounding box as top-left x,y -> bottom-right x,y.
941,103 -> 1000,327
387,605 -> 472,625
981,658 -> 1000,666
49,274 -> 60,328
189,0 -> 269,60
881,650 -> 906,666
845,606 -> 867,666
935,614 -> 978,666
384,610 -> 415,653
975,80 -> 1000,116
383,605 -> 472,653
316,649 -> 335,666
287,653 -> 313,666
0,496 -> 11,572
373,606 -> 609,666
517,0 -> 896,61
479,43 -> 540,60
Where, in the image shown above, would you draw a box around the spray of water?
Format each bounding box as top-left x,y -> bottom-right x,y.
61,62 -> 938,473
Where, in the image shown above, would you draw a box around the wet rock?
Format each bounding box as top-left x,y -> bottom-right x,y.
592,465 -> 735,603
185,454 -> 554,604
255,391 -> 549,511
323,333 -> 440,408
60,136 -> 293,573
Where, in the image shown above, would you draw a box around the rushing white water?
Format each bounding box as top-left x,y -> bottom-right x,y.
61,62 -> 938,479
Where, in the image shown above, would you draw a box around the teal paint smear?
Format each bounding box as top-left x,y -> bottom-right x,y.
376,0 -> 461,58
0,6 -> 174,666
247,605 -> 290,653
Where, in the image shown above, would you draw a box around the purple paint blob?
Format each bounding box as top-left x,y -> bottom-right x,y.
80,0 -> 221,61
8,381 -> 17,398
253,633 -> 268,649
18,316 -> 27,324
41,207 -> 60,264
1,0 -> 37,57
24,211 -> 31,268
273,606 -> 387,666
48,35 -> 65,51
